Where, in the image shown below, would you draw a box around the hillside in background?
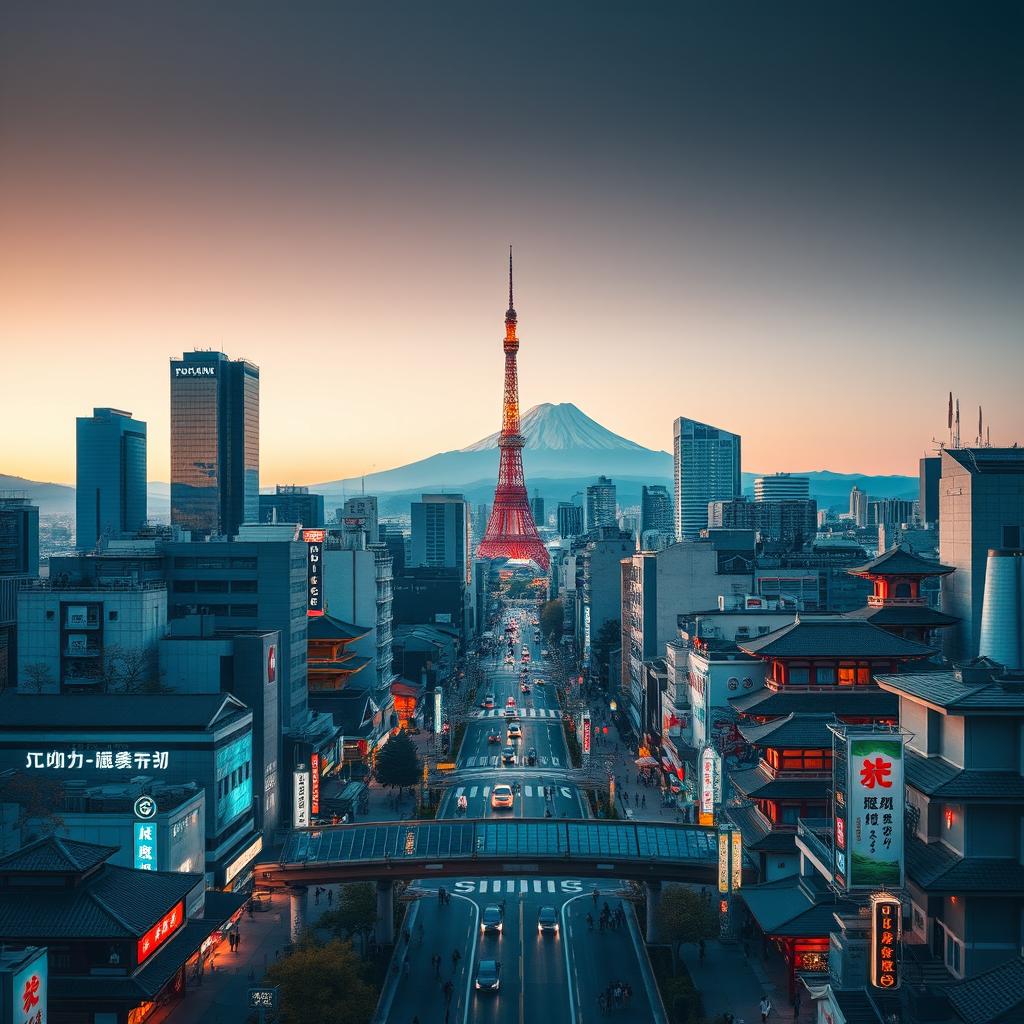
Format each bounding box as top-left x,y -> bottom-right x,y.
6,403 -> 918,519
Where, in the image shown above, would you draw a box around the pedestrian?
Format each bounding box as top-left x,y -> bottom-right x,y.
760,995 -> 773,1022
452,948 -> 461,969
315,888 -> 320,905
592,886 -> 600,906
438,887 -> 445,904
642,794 -> 646,808
327,888 -> 333,905
586,913 -> 594,930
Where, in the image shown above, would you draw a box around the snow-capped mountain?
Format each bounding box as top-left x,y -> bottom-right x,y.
314,402 -> 673,499
462,403 -> 650,453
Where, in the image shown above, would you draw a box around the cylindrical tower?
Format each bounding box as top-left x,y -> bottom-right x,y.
978,548 -> 1024,670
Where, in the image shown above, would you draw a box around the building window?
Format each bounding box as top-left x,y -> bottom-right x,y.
46,610 -> 55,620
231,604 -> 258,617
172,580 -> 196,593
944,931 -> 963,977
857,667 -> 872,685
231,579 -> 258,593
198,580 -> 229,593
814,666 -> 836,685
838,666 -> 856,686
788,667 -> 809,685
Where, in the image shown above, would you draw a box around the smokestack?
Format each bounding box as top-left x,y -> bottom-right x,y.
978,548 -> 1024,670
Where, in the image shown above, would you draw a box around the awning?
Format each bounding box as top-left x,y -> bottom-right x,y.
635,756 -> 658,767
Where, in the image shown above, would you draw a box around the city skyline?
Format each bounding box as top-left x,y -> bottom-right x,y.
2,3 -> 1022,485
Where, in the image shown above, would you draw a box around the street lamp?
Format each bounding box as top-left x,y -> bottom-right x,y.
609,698 -> 618,712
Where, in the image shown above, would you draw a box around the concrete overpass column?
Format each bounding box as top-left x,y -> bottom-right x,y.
288,887 -> 308,943
644,881 -> 662,944
376,880 -> 395,945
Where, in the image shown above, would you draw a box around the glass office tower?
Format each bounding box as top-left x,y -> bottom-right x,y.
673,416 -> 741,540
75,408 -> 147,550
170,351 -> 259,538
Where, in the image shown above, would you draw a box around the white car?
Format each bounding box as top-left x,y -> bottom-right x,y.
503,706 -> 518,719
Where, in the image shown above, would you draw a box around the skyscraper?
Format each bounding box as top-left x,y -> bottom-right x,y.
640,484 -> 673,534
170,350 -> 259,538
849,485 -> 869,528
531,491 -> 545,529
259,485 -> 324,527
753,473 -> 810,502
919,456 -> 941,526
940,448 -> 1024,661
410,493 -> 470,584
557,502 -> 584,539
673,417 -> 741,540
75,408 -> 147,550
586,476 -> 616,532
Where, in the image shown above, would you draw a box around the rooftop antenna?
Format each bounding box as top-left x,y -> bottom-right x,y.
947,391 -> 953,448
955,398 -> 961,449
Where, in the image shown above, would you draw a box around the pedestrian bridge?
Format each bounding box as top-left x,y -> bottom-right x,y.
255,818 -> 740,887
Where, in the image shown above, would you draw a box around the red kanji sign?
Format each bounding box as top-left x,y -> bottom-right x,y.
859,756 -> 893,789
22,973 -> 40,1012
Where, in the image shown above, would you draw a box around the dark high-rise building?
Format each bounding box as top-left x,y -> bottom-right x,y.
557,502 -> 584,539
919,456 -> 941,526
410,494 -> 469,583
0,496 -> 39,689
940,448 -> 1024,661
259,485 -> 325,527
673,417 -> 741,540
586,477 -> 617,531
170,350 -> 259,538
531,491 -> 545,529
640,484 -> 672,533
75,407 -> 147,550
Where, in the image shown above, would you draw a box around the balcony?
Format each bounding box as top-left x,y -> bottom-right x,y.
796,818 -> 834,877
64,642 -> 101,658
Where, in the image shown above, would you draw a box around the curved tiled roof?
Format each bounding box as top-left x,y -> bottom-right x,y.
847,546 -> 954,577
737,712 -> 836,748
731,686 -> 899,719
0,835 -> 116,874
737,616 -> 935,659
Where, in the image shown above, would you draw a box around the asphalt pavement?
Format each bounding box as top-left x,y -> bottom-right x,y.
383,607 -> 664,1024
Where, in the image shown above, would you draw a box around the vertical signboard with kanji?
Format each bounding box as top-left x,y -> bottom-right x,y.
303,529 -> 325,616
134,821 -> 158,871
832,731 -> 849,887
10,948 -> 47,1024
847,734 -> 904,889
699,746 -> 721,824
870,894 -> 901,990
293,766 -> 310,827
582,711 -> 592,758
310,753 -> 320,818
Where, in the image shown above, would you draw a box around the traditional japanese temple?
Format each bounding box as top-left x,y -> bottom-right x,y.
306,612 -> 372,692
726,614 -> 935,998
846,546 -> 958,643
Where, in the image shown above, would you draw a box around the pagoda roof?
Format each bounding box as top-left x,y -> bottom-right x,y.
0,835 -> 116,875
736,615 -> 935,660
731,764 -> 831,801
308,655 -> 371,674
306,613 -> 372,642
737,712 -> 836,748
847,546 -> 954,578
947,955 -> 1024,1024
846,604 -> 959,628
731,686 -> 898,719
739,874 -> 858,937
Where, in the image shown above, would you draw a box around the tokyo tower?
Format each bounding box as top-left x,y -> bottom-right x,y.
477,248 -> 550,571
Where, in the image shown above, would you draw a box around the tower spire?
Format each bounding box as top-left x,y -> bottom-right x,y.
506,244 -> 516,323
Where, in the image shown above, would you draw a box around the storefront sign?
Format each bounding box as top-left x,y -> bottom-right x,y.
134,822 -> 158,871
718,832 -> 729,894
134,795 -> 158,820
839,732 -> 905,890
303,529 -> 325,616
225,836 -> 264,886
25,749 -> 169,771
310,753 -> 320,816
248,987 -> 280,1010
582,712 -> 592,756
267,644 -> 277,683
293,766 -> 310,827
433,690 -> 443,735
137,900 -> 184,964
731,830 -> 743,891
870,894 -> 901,989
66,605 -> 88,627
700,746 -> 721,821
12,948 -> 47,1024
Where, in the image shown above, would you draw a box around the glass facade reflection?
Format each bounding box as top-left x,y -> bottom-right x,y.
75,408 -> 147,550
170,351 -> 259,538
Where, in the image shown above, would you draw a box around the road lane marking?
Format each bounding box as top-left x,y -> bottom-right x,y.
547,880 -> 556,892
468,786 -> 477,798
525,785 -> 533,797
533,880 -> 542,892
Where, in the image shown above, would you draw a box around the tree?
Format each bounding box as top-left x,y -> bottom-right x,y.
539,598 -> 563,643
317,882 -> 378,956
21,662 -> 55,694
375,729 -> 422,789
265,939 -> 376,1024
656,885 -> 718,969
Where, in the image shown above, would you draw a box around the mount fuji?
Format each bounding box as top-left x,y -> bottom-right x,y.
314,403 -> 673,506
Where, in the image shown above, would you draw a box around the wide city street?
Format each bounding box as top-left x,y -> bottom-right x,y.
385,605 -> 663,1024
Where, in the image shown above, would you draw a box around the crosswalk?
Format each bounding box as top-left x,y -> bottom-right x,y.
451,781 -> 571,800
477,708 -> 560,719
462,754 -> 561,768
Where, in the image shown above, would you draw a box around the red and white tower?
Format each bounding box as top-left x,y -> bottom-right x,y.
477,248 -> 549,570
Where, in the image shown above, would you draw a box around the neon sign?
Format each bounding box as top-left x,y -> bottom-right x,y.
137,901 -> 184,964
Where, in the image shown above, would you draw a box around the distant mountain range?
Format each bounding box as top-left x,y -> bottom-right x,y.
4,403 -> 917,520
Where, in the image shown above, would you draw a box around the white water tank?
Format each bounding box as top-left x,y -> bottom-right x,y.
978,548 -> 1024,670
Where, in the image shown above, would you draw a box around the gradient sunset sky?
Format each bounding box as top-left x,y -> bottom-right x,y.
1,2 -> 1021,485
